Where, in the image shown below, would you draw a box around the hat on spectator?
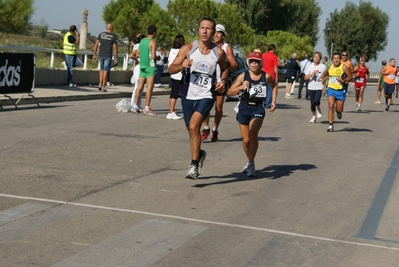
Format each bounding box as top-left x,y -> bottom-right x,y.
215,24 -> 227,36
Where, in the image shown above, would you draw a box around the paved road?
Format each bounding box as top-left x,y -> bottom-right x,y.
1,86 -> 399,266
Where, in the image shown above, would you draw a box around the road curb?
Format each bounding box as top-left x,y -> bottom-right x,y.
0,89 -> 172,107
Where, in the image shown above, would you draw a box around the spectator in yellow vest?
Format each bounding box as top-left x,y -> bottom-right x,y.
63,25 -> 82,87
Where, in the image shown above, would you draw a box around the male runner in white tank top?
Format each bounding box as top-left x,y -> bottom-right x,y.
169,17 -> 229,179
201,24 -> 238,142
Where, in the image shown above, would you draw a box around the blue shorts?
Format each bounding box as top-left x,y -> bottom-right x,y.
181,97 -> 214,127
236,100 -> 265,125
326,88 -> 346,102
99,57 -> 112,71
384,83 -> 395,95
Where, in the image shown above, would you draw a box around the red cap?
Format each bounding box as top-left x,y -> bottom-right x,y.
247,51 -> 262,60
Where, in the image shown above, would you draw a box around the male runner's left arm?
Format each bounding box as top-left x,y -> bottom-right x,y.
215,47 -> 228,93
150,39 -> 157,60
225,45 -> 238,71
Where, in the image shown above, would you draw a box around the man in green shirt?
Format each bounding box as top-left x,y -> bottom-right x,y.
132,25 -> 158,115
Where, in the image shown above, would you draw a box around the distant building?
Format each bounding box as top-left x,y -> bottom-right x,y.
47,29 -> 62,35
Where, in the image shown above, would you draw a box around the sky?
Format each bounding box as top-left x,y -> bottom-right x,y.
32,0 -> 398,71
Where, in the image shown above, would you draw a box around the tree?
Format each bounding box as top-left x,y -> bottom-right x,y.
167,0 -> 255,49
29,20 -> 49,38
264,30 -> 313,60
225,0 -> 321,47
138,4 -> 176,49
103,0 -> 177,50
213,2 -> 255,49
0,0 -> 34,34
167,0 -> 219,39
102,0 -> 154,43
323,1 -> 388,61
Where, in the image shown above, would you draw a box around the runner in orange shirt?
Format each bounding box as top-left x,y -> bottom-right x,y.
340,51 -> 354,94
381,58 -> 397,111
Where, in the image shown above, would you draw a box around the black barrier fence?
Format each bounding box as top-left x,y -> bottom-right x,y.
0,52 -> 38,109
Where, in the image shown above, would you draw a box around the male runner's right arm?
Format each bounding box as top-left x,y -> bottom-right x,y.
319,65 -> 330,81
168,44 -> 193,74
377,67 -> 384,83
92,40 -> 100,62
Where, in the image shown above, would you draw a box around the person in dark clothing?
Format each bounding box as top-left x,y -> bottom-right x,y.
284,53 -> 300,99
297,53 -> 311,99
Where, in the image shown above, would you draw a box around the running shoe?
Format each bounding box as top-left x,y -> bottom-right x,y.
198,150 -> 207,175
374,100 -> 381,104
285,94 -> 294,99
385,105 -> 390,112
316,107 -> 322,118
132,107 -> 141,114
309,116 -> 316,123
356,105 -> 361,112
69,83 -> 77,87
327,125 -> 334,132
166,112 -> 182,120
210,130 -> 218,142
242,163 -> 249,173
246,163 -> 256,177
143,107 -> 156,115
336,112 -> 342,120
185,164 -> 199,179
201,128 -> 210,141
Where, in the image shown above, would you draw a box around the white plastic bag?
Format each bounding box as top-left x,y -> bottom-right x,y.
115,99 -> 132,113
234,101 -> 240,113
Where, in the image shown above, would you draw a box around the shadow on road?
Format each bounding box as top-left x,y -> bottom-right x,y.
217,136 -> 281,143
192,164 -> 316,188
276,103 -> 302,110
338,127 -> 373,132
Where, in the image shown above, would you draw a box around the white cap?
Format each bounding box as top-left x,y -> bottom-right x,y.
215,24 -> 227,36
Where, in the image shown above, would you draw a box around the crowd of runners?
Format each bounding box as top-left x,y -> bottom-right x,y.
129,18 -> 397,180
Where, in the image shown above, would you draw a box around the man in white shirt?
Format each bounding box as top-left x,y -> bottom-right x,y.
297,53 -> 310,99
155,47 -> 165,87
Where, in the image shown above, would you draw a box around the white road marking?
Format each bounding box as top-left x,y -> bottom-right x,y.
1,193 -> 398,251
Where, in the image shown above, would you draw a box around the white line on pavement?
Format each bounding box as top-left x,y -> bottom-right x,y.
1,192 -> 398,252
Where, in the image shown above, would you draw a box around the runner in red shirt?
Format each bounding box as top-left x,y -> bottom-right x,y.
353,56 -> 369,111
261,44 -> 278,110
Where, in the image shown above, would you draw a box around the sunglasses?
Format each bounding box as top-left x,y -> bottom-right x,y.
342,54 -> 348,56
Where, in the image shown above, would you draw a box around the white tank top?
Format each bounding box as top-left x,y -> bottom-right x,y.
215,43 -> 228,82
186,40 -> 219,100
